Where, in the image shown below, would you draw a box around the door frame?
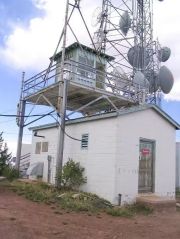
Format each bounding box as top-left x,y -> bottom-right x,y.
138,138 -> 156,193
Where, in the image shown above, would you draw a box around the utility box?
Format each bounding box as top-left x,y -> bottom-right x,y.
54,42 -> 114,89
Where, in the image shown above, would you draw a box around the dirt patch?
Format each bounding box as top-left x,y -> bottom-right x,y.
0,187 -> 180,239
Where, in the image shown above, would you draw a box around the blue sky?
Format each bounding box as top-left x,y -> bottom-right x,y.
0,0 -> 180,155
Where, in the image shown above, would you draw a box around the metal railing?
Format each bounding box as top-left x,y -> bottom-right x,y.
23,60 -> 149,103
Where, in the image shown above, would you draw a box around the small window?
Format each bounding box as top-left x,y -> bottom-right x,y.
81,134 -> 89,149
42,142 -> 48,152
35,142 -> 41,154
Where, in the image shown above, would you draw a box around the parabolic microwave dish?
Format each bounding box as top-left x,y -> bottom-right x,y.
158,66 -> 174,94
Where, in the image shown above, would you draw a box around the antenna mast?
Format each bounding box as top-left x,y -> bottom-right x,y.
93,0 -> 172,105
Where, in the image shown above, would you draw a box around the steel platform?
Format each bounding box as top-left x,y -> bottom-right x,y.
24,80 -> 137,114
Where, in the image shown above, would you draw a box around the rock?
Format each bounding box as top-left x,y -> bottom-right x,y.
57,193 -> 66,198
72,193 -> 80,199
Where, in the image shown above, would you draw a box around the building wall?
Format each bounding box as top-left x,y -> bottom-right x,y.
30,118 -> 118,203
176,142 -> 180,190
30,127 -> 58,183
115,109 -> 176,204
63,118 -> 118,203
30,109 -> 176,204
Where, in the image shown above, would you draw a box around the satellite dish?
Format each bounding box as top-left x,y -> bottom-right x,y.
91,7 -> 102,27
159,66 -> 174,94
158,47 -> 171,62
146,70 -> 160,93
127,46 -> 150,68
112,66 -> 129,89
133,71 -> 149,88
119,11 -> 131,36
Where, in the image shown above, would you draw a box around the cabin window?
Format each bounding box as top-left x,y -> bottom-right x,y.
35,142 -> 41,154
42,142 -> 48,152
77,55 -> 95,79
81,134 -> 89,149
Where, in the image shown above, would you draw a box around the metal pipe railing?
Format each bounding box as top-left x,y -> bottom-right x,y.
23,59 -> 149,103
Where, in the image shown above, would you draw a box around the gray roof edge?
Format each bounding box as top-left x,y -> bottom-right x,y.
29,122 -> 59,131
52,42 -> 115,61
29,104 -> 180,131
150,104 -> 180,130
29,111 -> 118,131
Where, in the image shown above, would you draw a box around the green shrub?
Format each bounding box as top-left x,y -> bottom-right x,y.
56,192 -> 112,212
9,181 -> 57,203
106,203 -> 153,217
57,159 -> 87,190
128,203 -> 153,215
106,207 -> 133,217
2,166 -> 19,181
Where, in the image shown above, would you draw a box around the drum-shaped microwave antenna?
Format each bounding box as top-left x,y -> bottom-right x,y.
127,46 -> 150,68
112,66 -> 129,89
158,47 -> 171,62
159,66 -> 174,94
133,71 -> 149,88
119,11 -> 131,36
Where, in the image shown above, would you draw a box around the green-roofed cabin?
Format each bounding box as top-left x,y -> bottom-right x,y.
54,42 -> 114,89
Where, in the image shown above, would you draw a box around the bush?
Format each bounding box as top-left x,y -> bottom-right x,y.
57,192 -> 112,212
9,181 -> 57,203
0,132 -> 11,176
57,159 -> 87,190
2,166 -> 19,181
106,207 -> 133,217
106,203 -> 153,217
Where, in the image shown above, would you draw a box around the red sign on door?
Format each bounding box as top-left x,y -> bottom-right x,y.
141,148 -> 150,156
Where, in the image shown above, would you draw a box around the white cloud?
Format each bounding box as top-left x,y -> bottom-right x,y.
0,0 -> 66,70
0,0 -> 97,70
153,0 -> 180,101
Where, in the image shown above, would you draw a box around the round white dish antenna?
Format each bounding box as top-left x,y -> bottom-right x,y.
133,71 -> 149,88
127,46 -> 150,68
112,66 -> 129,89
91,7 -> 102,27
119,11 -> 131,36
159,66 -> 174,94
158,47 -> 171,62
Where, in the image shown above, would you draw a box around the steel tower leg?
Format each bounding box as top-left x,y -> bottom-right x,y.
16,72 -> 26,171
55,0 -> 69,187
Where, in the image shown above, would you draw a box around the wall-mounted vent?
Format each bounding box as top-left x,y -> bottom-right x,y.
81,134 -> 89,149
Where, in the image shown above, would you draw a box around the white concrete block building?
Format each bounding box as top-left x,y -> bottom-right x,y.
29,104 -> 179,205
176,142 -> 180,190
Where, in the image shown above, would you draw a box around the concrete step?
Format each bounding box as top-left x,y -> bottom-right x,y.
0,177 -> 6,181
136,194 -> 176,211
